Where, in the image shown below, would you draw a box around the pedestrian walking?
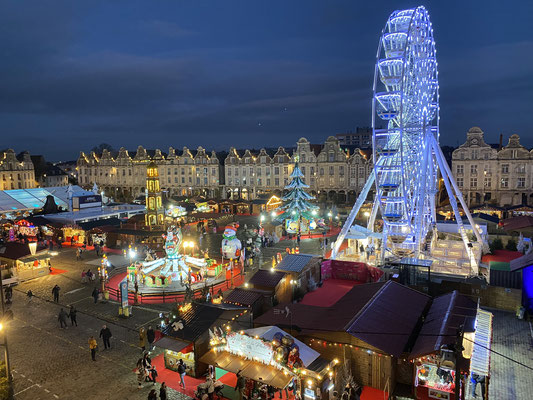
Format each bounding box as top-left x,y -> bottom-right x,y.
58,308 -> 68,328
147,326 -> 156,350
52,284 -> 61,303
177,359 -> 187,388
92,287 -> 99,304
149,366 -> 158,385
148,389 -> 157,400
48,260 -> 53,273
88,336 -> 98,361
76,247 -> 82,261
296,233 -> 301,246
26,289 -> 33,302
139,327 -> 147,352
235,370 -> 246,400
160,382 -> 168,400
69,305 -> 78,326
206,375 -> 215,400
136,359 -> 145,389
471,373 -> 486,399
99,324 -> 112,349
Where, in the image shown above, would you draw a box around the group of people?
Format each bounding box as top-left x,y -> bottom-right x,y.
57,305 -> 77,328
87,324 -> 113,361
81,269 -> 96,283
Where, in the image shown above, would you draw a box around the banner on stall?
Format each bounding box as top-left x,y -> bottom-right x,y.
226,332 -> 273,364
120,280 -> 129,308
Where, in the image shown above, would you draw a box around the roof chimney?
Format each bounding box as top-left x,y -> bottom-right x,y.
499,134 -> 503,150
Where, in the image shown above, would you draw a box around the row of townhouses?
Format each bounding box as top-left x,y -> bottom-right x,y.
451,127 -> 533,207
77,137 -> 373,203
75,128 -> 533,207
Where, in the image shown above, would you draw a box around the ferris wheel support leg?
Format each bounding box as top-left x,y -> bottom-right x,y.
414,132 -> 432,258
430,137 -> 479,275
368,197 -> 379,230
331,171 -> 375,259
433,141 -> 483,245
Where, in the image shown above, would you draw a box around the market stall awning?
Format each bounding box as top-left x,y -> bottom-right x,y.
200,350 -> 293,389
154,336 -> 189,353
470,309 -> 493,376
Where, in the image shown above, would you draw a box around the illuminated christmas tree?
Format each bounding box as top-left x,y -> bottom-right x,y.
276,161 -> 318,233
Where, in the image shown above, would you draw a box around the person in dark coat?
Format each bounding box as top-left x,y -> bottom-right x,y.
99,324 -> 112,349
92,287 -> 99,303
58,308 -> 68,328
159,382 -> 168,400
52,285 -> 61,303
149,366 -> 158,385
69,305 -> 78,326
147,389 -> 157,400
147,326 -> 156,350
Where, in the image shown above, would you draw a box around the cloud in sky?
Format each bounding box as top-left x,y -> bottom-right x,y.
1,0 -> 532,160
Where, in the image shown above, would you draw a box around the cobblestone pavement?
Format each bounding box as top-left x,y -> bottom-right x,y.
5,216 -> 330,399
484,310 -> 533,400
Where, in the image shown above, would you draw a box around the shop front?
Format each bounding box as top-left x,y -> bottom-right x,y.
0,242 -> 50,282
62,225 -> 86,245
200,325 -> 334,400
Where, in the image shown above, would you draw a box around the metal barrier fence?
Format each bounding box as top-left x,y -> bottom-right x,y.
104,265 -> 243,304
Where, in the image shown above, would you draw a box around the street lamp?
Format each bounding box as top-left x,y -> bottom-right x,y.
363,211 -> 370,227
0,271 -> 13,399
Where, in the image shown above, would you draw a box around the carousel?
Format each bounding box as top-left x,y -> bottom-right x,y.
127,226 -> 208,291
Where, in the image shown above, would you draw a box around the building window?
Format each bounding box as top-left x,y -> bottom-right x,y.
329,166 -> 334,175
484,177 -> 491,187
274,167 -> 279,175
283,166 -> 288,175
267,179 -> 271,186
456,165 -> 464,175
339,166 -> 344,176
470,165 -> 477,174
227,169 -> 231,176
471,150 -> 478,159
517,164 -> 526,174
266,167 -> 271,176
501,164 -> 509,174
320,168 -> 324,176
301,167 -> 305,175
260,156 -> 266,163
250,167 -> 254,176
235,168 -> 239,176
517,177 -> 526,188
310,167 -> 315,175
275,178 -> 279,186
501,177 -> 509,188
457,177 -> 463,187
470,177 -> 477,188
258,178 -> 262,186
329,152 -> 335,162
301,154 -> 306,162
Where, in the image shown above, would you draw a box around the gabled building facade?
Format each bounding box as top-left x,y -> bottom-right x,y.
452,127 -> 533,207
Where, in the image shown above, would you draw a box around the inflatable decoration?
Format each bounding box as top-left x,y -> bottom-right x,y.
221,223 -> 242,260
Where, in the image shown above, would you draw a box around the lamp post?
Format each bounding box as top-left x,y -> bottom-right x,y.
0,266 -> 13,399
363,211 -> 370,228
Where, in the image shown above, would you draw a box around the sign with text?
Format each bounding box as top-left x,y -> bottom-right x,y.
72,195 -> 102,209
226,332 -> 274,364
120,280 -> 129,308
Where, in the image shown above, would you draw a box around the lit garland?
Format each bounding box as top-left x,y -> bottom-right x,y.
308,338 -> 391,358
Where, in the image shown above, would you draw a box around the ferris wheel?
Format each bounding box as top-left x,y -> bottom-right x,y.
332,6 -> 484,273
372,6 -> 439,255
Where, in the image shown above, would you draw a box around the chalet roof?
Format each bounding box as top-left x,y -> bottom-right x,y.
275,254 -> 318,273
248,269 -> 286,288
409,291 -> 477,359
0,242 -> 48,260
223,288 -> 264,307
255,281 -> 432,357
162,303 -> 224,342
